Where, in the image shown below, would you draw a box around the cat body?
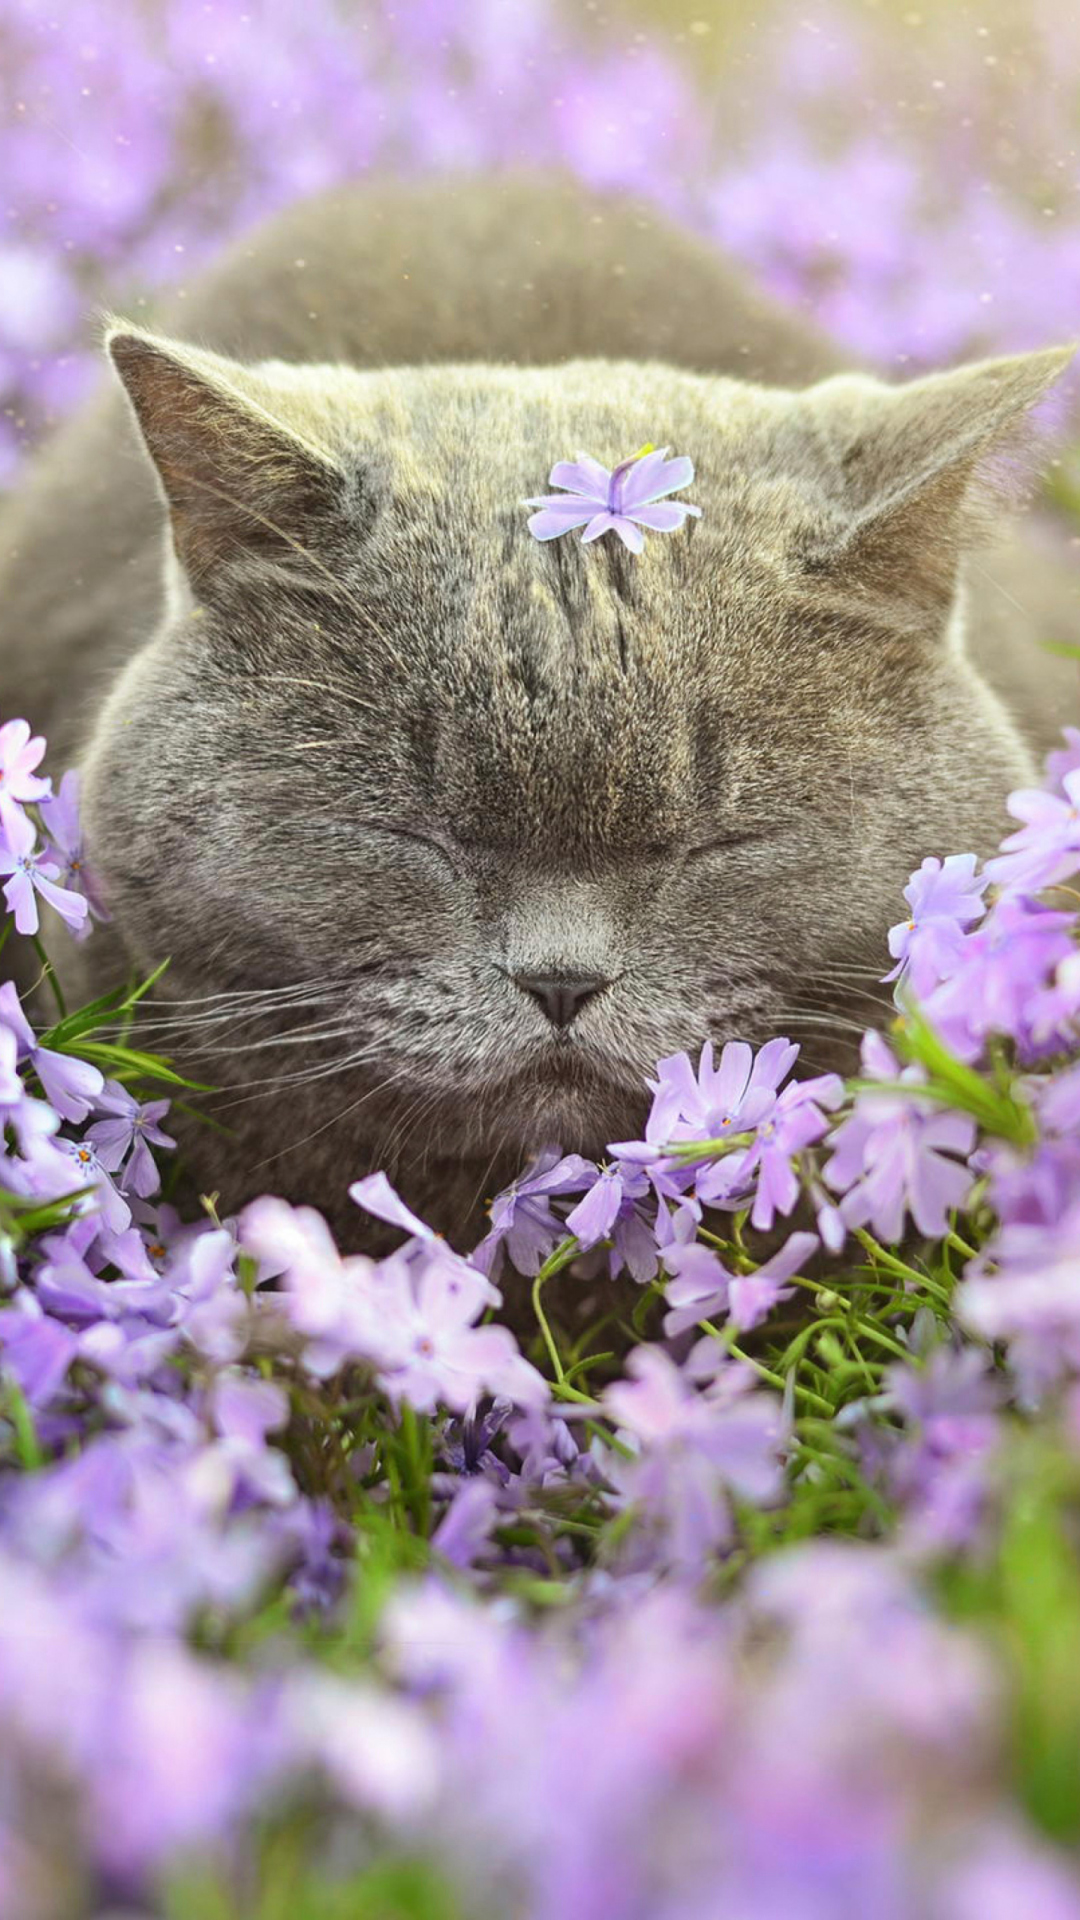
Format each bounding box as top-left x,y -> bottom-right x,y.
1,178 -> 1077,1242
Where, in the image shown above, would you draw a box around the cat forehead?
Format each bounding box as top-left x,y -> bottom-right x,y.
258,355 -> 791,473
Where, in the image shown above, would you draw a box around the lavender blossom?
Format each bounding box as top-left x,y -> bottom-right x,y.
0,718 -> 50,840
825,1032 -> 975,1243
885,853 -> 989,1001
602,1348 -> 784,1570
0,804 -> 87,936
38,770 -> 109,932
86,1082 -> 175,1198
984,768 -> 1080,899
524,446 -> 701,552
474,1146 -> 594,1278
663,1231 -> 818,1337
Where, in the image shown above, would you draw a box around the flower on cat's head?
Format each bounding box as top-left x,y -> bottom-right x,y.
524,445 -> 702,552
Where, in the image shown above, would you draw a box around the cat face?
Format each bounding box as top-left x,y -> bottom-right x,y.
83,332 -> 1064,1179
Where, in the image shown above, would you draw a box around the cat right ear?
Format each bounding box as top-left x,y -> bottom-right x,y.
796,346 -> 1075,623
105,322 -> 345,592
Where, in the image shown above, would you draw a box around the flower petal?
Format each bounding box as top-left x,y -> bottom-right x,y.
621,452 -> 696,508
526,508 -> 594,542
523,492 -> 605,515
548,455 -> 611,499
629,503 -> 692,533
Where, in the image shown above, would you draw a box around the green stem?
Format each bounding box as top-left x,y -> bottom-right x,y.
809,1311 -> 910,1366
853,1229 -> 950,1303
698,1320 -> 834,1415
31,935 -> 66,1018
530,1237 -> 580,1385
397,1402 -> 430,1537
946,1230 -> 979,1264
3,1383 -> 43,1471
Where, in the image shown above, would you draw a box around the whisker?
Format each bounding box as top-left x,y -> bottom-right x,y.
243,1061 -> 425,1174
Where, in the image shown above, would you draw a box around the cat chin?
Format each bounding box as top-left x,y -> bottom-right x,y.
472,1073 -> 649,1159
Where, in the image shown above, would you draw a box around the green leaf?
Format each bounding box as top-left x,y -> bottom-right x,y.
72,1040 -> 215,1092
883,1005 -> 1036,1146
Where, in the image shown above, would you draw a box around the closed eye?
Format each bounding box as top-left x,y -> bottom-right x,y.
686,830 -> 774,860
369,824 -> 462,875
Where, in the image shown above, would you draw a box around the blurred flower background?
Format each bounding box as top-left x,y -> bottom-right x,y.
3,0 -> 1080,487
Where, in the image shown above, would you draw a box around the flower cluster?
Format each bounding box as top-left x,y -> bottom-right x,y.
3,703 -> 1080,1910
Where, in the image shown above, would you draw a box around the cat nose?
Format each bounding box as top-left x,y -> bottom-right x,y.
513,971 -> 610,1029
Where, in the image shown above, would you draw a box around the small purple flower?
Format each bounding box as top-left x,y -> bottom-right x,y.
616,1036 -> 800,1165
61,1138 -> 132,1235
885,853 -> 989,1001
563,1160 -> 662,1284
0,804 -> 88,937
958,1199 -> 1080,1393
663,1230 -> 818,1337
602,1347 -> 783,1569
0,979 -> 104,1123
0,717 -> 50,840
524,446 -> 701,552
984,766 -> 1080,898
925,896 -> 1076,1063
697,1071 -> 844,1227
825,1031 -> 975,1245
0,1293 -> 79,1406
474,1146 -> 594,1278
38,770 -> 109,933
86,1082 -> 175,1198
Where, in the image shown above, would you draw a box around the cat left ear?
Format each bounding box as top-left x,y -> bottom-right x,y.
105,321 -> 345,592
799,345 -> 1075,618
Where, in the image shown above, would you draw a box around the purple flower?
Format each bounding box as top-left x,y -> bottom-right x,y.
984,767 -> 1080,899
86,1082 -> 175,1197
373,1245 -> 548,1415
617,1036 -> 801,1163
602,1347 -> 783,1569
696,1071 -> 843,1227
0,1294 -> 79,1405
524,446 -> 701,552
474,1146 -> 594,1278
243,1195 -> 545,1412
0,980 -> 104,1123
885,853 -> 989,1001
958,1200 -> 1080,1393
0,717 -> 50,840
60,1138 -> 132,1236
1027,948 -> 1080,1057
0,804 -> 87,937
663,1230 -> 818,1336
878,1348 -> 1002,1553
563,1160 -> 661,1284
241,1196 -> 390,1377
924,896 -> 1076,1063
825,1032 -> 975,1244
38,770 -> 109,932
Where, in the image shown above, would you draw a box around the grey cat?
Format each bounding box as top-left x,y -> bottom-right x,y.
2,177 -> 1077,1244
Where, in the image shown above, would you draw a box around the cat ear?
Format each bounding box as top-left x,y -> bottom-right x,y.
799,346 -> 1074,619
105,322 -> 345,591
